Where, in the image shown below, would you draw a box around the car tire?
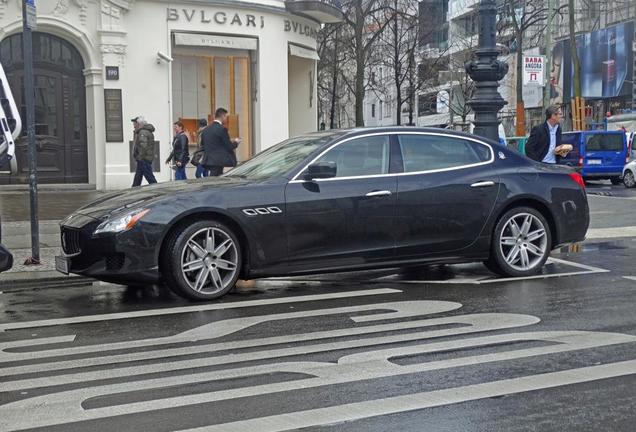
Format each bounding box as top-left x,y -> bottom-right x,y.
162,219 -> 242,301
489,207 -> 552,278
610,177 -> 622,185
623,170 -> 636,188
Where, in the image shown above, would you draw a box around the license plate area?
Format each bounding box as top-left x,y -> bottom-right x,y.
587,159 -> 602,165
55,256 -> 70,275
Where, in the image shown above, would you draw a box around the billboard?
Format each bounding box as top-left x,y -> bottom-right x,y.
523,55 -> 544,86
550,21 -> 634,103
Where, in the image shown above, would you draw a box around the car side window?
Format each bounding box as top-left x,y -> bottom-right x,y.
313,135 -> 391,178
398,134 -> 491,173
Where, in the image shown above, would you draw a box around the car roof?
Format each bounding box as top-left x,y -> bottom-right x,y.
325,126 -> 499,146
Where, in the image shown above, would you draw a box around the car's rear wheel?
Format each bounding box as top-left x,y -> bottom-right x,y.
610,176 -> 622,185
162,220 -> 242,301
488,207 -> 552,277
623,170 -> 636,188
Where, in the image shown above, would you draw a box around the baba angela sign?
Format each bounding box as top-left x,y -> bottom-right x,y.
523,55 -> 545,86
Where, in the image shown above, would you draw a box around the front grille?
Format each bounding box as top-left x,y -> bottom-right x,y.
61,228 -> 82,255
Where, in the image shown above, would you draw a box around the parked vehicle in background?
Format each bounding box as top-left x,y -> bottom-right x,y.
623,158 -> 636,188
558,131 -> 628,184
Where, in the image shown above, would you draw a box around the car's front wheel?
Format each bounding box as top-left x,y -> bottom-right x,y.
487,207 -> 552,277
623,170 -> 636,188
163,220 -> 242,301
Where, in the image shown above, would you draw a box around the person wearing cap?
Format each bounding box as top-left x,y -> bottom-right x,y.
195,118 -> 208,178
131,116 -> 158,186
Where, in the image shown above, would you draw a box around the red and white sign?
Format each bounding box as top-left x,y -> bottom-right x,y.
523,55 -> 544,86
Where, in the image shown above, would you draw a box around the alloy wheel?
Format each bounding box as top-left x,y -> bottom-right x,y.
499,212 -> 548,271
624,171 -> 636,188
180,227 -> 239,294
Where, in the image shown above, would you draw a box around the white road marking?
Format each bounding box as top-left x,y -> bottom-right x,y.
381,257 -> 609,285
2,330 -> 634,430
0,288 -> 401,333
1,313 -> 537,390
0,300 -> 463,369
586,226 -> 636,239
180,358 -> 636,432
587,194 -> 636,201
623,276 -> 636,281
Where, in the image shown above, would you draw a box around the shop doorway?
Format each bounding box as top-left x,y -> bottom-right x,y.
0,32 -> 88,184
172,47 -> 253,173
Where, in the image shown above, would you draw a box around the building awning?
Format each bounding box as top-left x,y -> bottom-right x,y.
173,33 -> 258,50
289,44 -> 320,61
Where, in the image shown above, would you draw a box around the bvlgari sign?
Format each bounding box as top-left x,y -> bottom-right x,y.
174,33 -> 257,51
166,8 -> 318,41
167,8 -> 264,28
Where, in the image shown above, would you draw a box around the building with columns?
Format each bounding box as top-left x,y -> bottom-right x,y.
0,0 -> 342,189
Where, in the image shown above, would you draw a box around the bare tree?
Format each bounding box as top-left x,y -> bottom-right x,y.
341,0 -> 393,126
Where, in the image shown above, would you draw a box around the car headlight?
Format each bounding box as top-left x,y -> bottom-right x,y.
93,208 -> 150,235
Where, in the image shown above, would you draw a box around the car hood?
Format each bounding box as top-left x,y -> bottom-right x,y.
73,177 -> 251,219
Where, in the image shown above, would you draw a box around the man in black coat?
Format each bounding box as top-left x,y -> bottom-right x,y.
525,105 -> 563,163
200,108 -> 241,176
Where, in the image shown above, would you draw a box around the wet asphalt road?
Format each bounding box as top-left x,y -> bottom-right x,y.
1,182 -> 636,431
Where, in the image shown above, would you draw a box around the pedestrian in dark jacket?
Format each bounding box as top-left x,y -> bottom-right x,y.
131,116 -> 158,187
525,105 -> 563,163
166,121 -> 189,180
195,118 -> 209,178
200,108 -> 241,176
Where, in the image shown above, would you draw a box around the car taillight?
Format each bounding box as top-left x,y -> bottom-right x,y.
578,157 -> 583,166
569,172 -> 585,190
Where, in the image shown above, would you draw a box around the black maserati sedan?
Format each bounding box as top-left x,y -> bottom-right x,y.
56,128 -> 589,300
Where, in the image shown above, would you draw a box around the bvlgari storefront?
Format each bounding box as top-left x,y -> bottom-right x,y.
0,0 -> 342,189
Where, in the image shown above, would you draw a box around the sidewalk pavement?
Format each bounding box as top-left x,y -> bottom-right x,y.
0,189 -> 106,288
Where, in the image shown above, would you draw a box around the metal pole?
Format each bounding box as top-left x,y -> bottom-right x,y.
465,0 -> 509,141
543,0 -> 553,110
22,0 -> 40,263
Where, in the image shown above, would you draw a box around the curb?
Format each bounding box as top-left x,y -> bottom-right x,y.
0,271 -> 94,291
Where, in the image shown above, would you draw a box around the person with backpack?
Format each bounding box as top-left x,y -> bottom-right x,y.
193,118 -> 209,178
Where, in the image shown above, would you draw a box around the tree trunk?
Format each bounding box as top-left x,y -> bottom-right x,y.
354,3 -> 365,127
408,53 -> 415,125
393,2 -> 401,125
515,29 -> 526,136
329,26 -> 340,129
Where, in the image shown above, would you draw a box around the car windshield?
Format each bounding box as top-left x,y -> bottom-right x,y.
225,132 -> 342,181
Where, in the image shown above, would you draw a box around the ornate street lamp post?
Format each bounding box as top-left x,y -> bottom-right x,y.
465,0 -> 508,142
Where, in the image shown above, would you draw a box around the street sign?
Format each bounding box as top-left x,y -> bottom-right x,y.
105,66 -> 119,80
25,0 -> 36,30
522,55 -> 544,86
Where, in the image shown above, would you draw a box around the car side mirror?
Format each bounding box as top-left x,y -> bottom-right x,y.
304,161 -> 337,181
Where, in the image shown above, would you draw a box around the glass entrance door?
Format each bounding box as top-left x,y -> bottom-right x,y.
212,57 -> 251,164
172,52 -> 252,166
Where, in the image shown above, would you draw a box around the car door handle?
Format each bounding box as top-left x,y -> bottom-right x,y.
470,181 -> 495,188
365,190 -> 392,197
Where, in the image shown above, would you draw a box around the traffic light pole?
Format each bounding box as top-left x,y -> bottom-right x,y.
22,0 -> 40,264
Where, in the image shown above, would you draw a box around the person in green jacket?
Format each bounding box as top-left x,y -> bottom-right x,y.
131,116 -> 158,187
